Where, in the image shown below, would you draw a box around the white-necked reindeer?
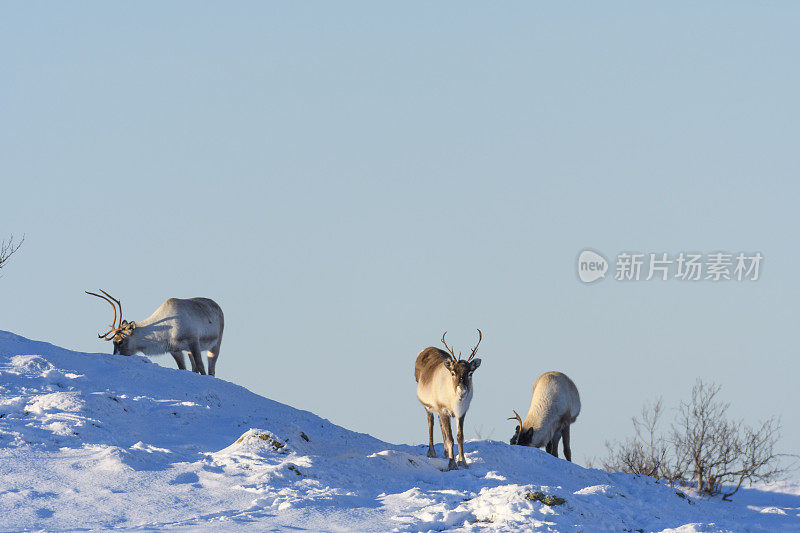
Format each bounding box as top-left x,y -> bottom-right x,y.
415,329 -> 483,470
508,371 -> 580,461
86,290 -> 224,376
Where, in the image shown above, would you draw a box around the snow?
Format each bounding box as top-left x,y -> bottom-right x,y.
0,330 -> 798,532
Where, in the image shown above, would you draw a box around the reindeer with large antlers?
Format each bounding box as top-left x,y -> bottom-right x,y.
414,329 -> 483,470
85,290 -> 224,376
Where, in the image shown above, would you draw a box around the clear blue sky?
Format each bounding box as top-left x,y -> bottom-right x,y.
2,2 -> 798,463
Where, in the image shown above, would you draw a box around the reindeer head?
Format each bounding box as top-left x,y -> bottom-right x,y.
508,410 -> 534,445
85,290 -> 137,355
440,329 -> 483,400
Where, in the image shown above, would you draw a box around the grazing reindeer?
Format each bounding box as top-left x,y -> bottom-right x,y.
86,290 -> 224,376
414,329 -> 483,470
508,371 -> 580,461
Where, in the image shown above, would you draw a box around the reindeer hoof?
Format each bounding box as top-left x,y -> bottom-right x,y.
446,459 -> 458,471
457,459 -> 468,469
427,449 -> 438,458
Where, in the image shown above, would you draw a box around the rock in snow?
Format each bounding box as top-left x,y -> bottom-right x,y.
0,330 -> 798,531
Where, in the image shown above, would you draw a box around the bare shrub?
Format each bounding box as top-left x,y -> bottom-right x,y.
671,380 -> 791,500
602,398 -> 671,479
601,379 -> 795,500
0,234 -> 24,270
472,424 -> 494,440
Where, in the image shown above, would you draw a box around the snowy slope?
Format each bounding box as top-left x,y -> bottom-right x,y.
0,330 -> 798,532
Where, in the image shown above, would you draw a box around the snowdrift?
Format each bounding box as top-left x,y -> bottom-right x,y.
0,330 -> 797,532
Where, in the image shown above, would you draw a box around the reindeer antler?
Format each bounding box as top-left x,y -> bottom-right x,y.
467,328 -> 482,362
508,409 -> 523,428
440,331 -> 460,362
98,289 -> 122,325
85,289 -> 122,340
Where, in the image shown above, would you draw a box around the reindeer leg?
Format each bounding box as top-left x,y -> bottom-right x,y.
562,424 -> 572,462
189,341 -> 206,375
186,350 -> 198,372
426,410 -> 437,458
170,350 -> 186,371
206,339 -> 221,377
439,413 -> 456,470
456,414 -> 468,468
549,429 -> 562,459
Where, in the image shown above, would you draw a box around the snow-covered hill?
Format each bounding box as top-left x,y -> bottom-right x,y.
0,330 -> 797,532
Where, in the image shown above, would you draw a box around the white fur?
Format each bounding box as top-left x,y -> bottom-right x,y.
122,298 -> 224,375
416,363 -> 473,418
521,371 -> 580,448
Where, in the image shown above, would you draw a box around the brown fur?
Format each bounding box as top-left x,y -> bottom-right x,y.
414,347 -> 449,384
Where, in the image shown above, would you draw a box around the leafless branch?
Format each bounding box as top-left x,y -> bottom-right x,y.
600,379 -> 796,500
602,398 -> 670,478
0,234 -> 24,270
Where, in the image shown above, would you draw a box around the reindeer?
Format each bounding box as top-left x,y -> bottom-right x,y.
414,329 -> 483,470
508,371 -> 580,461
86,290 -> 224,376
